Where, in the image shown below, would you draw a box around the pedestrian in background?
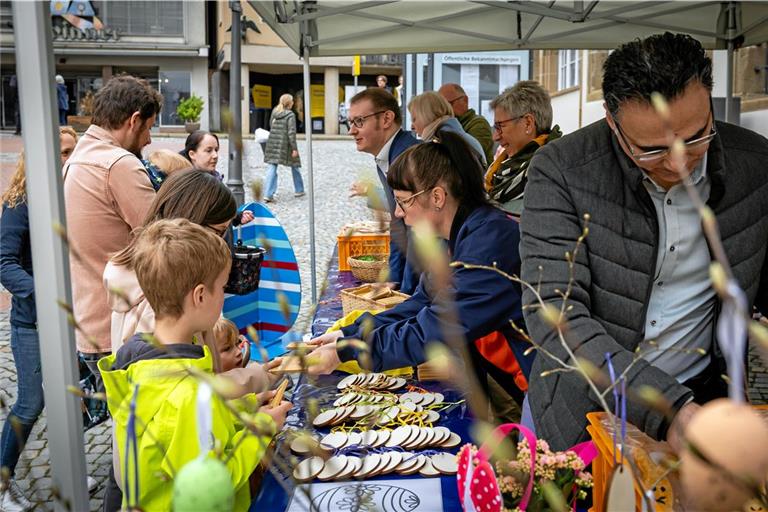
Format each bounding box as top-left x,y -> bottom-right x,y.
55,75 -> 69,126
263,93 -> 305,202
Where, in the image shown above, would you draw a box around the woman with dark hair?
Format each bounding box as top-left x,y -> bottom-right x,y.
106,170 -> 238,353
181,130 -> 221,178
180,131 -> 253,226
305,130 -> 532,405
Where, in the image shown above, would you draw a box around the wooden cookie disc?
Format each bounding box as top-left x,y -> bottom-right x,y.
333,393 -> 355,407
418,458 -> 440,477
290,435 -> 321,455
432,392 -> 444,405
379,451 -> 403,476
424,410 -> 441,423
346,431 -> 363,448
293,456 -> 325,482
419,393 -> 435,407
371,429 -> 390,448
433,426 -> 451,446
431,453 -> 458,475
336,456 -> 361,481
312,409 -> 340,428
404,427 -> 428,449
399,454 -> 426,475
369,452 -> 392,478
354,454 -> 382,479
441,432 -> 461,448
317,455 -> 349,481
337,374 -> 358,390
385,426 -> 412,448
350,404 -> 375,420
321,431 -> 348,450
389,377 -> 407,391
399,392 -> 422,405
360,430 -> 379,447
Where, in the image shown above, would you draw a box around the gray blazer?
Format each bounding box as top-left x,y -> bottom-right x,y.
520,119 -> 768,450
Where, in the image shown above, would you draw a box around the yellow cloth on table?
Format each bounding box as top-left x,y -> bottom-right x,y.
329,309 -> 413,377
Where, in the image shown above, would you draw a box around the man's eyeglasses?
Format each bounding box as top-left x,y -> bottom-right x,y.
394,189 -> 428,211
347,110 -> 386,129
447,95 -> 466,105
493,114 -> 525,132
613,111 -> 717,163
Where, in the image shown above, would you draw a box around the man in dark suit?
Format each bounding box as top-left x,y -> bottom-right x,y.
347,88 -> 420,293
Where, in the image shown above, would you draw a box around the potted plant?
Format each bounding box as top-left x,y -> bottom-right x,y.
67,90 -> 95,131
176,94 -> 204,133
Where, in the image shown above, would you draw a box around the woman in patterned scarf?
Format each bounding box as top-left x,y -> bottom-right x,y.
486,81 -> 561,214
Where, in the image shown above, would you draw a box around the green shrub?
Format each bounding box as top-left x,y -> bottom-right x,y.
176,95 -> 204,123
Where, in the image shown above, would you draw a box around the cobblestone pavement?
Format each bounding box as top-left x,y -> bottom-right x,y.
0,132 -> 767,510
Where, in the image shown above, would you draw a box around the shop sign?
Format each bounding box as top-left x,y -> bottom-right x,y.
441,54 -> 522,65
50,0 -> 120,42
310,84 -> 325,118
252,84 -> 272,109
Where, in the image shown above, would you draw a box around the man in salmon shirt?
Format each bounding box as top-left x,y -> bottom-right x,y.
63,74 -> 161,392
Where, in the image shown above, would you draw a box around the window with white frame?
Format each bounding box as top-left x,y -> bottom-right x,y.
558,49 -> 580,90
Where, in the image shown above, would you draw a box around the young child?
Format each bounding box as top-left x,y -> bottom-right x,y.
98,219 -> 291,511
213,317 -> 248,372
142,149 -> 194,191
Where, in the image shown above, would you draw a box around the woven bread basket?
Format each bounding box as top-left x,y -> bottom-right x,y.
347,254 -> 388,282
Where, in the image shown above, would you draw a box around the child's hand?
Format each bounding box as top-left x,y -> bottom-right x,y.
262,358 -> 282,386
260,401 -> 292,431
240,210 -> 254,224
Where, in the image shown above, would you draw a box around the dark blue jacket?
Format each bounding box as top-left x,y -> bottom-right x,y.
0,202 -> 36,328
375,129 -> 420,294
339,204 -> 534,379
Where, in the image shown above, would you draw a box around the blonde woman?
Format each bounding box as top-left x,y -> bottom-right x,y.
0,128 -> 97,510
408,91 -> 487,167
263,93 -> 305,202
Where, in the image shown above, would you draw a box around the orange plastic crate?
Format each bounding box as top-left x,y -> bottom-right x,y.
337,232 -> 390,271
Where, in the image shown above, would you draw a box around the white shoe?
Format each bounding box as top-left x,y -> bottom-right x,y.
87,476 -> 99,494
0,479 -> 32,512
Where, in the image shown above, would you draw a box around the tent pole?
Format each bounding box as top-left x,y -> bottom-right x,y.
725,1 -> 737,124
228,0 -> 245,205
302,46 -> 318,303
12,2 -> 89,510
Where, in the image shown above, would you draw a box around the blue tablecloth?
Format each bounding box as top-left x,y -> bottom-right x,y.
250,247 -> 472,512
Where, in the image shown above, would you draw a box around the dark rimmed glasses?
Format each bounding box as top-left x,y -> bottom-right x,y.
493,114 -> 525,132
347,110 -> 386,128
612,109 -> 717,163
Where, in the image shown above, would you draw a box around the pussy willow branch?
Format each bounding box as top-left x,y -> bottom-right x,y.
452,221 -> 620,440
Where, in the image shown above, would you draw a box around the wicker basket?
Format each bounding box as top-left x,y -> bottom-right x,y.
347,254 -> 388,282
340,284 -> 410,316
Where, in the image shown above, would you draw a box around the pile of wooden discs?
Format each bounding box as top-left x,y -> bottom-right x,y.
337,373 -> 407,392
293,451 -> 459,482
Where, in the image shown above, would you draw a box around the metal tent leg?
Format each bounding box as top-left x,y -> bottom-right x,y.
11,2 -> 88,510
302,51 -> 318,303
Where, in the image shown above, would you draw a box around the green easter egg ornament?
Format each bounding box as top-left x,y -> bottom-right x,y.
173,457 -> 235,511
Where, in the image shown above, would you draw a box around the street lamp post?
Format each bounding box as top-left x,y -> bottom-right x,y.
228,0 -> 244,205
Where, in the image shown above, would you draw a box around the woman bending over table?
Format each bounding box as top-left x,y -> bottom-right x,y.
306,130 -> 533,404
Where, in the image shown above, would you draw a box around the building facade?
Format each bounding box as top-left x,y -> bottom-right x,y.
531,46 -> 768,138
212,1 -> 403,135
1,0 -> 210,131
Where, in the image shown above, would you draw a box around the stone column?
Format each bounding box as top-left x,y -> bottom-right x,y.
324,66 -> 339,135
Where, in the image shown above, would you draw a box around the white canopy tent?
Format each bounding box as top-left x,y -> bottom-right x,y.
247,0 -> 768,302
249,1 -> 768,55
11,1 -> 768,510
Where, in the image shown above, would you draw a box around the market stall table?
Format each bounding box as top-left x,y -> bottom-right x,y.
250,247 -> 472,511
